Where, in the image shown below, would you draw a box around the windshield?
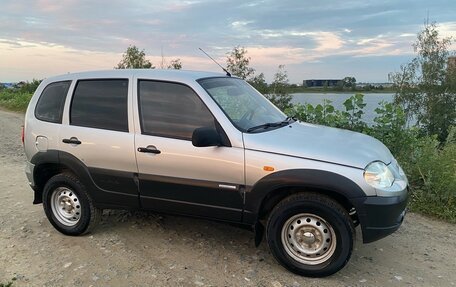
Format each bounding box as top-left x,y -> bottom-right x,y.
198,77 -> 287,132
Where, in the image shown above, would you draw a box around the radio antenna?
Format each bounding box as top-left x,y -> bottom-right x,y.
198,48 -> 231,77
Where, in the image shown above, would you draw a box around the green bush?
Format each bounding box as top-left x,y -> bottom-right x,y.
0,90 -> 32,112
287,93 -> 455,222
404,129 -> 456,222
285,99 -> 342,127
286,93 -> 368,133
0,280 -> 14,287
368,101 -> 419,157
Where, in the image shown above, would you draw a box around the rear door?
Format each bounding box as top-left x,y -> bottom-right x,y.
59,78 -> 139,208
133,79 -> 245,221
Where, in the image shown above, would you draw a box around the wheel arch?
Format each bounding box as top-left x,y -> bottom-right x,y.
257,186 -> 356,221
33,162 -> 73,204
243,169 -> 365,225
31,150 -> 92,204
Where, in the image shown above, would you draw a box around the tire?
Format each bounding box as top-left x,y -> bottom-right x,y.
266,192 -> 354,277
42,172 -> 101,235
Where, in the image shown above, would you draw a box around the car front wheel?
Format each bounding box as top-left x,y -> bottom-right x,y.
266,193 -> 355,277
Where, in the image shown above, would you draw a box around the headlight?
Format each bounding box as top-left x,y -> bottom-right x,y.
364,161 -> 394,189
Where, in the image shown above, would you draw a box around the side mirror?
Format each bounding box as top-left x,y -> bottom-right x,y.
192,127 -> 222,147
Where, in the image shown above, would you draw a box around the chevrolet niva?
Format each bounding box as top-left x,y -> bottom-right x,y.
23,69 -> 408,277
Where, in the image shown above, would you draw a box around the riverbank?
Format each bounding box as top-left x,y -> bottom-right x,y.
288,89 -> 396,94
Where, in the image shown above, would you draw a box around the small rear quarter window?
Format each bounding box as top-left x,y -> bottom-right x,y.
35,81 -> 71,123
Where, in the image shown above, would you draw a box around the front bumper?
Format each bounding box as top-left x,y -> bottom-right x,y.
352,191 -> 408,243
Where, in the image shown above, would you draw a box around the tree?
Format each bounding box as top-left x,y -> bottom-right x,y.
248,72 -> 269,94
168,58 -> 182,70
335,80 -> 344,91
389,22 -> 456,141
267,65 -> 292,111
342,77 -> 356,90
116,45 -> 155,69
15,79 -> 42,93
226,46 -> 255,80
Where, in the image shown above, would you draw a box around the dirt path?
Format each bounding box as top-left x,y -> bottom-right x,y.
0,108 -> 455,287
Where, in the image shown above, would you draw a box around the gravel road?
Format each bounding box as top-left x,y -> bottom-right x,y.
1,108 -> 455,287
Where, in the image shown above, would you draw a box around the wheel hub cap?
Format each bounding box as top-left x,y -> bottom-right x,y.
299,230 -> 318,246
51,187 -> 81,226
281,213 -> 337,265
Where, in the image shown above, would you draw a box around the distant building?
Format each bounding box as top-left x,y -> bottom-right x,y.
304,79 -> 341,87
14,81 -> 26,89
357,82 -> 393,88
0,83 -> 15,89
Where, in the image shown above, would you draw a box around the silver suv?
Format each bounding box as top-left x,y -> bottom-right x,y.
24,69 -> 408,277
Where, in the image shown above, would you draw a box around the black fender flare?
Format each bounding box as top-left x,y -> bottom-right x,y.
31,150 -> 97,194
243,169 -> 365,225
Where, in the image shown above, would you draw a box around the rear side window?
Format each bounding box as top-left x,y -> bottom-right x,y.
35,81 -> 71,123
138,80 -> 215,140
70,79 -> 129,132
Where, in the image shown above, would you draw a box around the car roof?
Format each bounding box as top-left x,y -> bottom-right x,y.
42,69 -> 228,84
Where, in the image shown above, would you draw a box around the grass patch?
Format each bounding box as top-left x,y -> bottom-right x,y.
403,132 -> 456,222
0,278 -> 15,287
0,90 -> 32,112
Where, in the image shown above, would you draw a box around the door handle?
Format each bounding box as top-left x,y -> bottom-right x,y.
137,146 -> 161,154
62,137 -> 81,145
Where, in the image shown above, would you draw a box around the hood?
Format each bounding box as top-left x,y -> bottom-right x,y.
243,121 -> 392,169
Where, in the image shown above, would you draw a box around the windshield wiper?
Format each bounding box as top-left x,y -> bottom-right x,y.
246,117 -> 296,133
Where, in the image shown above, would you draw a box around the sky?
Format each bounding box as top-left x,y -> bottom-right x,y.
0,0 -> 455,84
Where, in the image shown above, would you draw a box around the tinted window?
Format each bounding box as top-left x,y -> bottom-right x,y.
71,79 -> 128,132
138,80 -> 215,140
35,81 -> 71,123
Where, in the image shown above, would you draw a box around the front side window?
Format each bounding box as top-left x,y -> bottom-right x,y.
138,80 -> 215,140
198,77 -> 286,132
70,79 -> 129,132
35,81 -> 71,123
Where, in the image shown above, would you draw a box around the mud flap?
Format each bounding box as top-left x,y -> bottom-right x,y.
33,188 -> 43,204
254,221 -> 264,247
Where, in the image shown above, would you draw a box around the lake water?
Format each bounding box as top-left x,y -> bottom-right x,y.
291,93 -> 395,124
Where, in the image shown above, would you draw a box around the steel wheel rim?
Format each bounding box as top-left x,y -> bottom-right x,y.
281,213 -> 337,265
51,187 -> 81,226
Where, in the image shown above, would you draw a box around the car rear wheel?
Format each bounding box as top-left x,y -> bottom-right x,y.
43,172 -> 101,235
266,193 -> 354,277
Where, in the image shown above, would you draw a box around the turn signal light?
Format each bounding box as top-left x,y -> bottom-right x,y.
263,166 -> 275,171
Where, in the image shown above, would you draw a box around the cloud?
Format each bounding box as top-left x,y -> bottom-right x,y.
312,32 -> 345,52
438,21 -> 456,49
0,38 -> 222,81
0,0 -> 455,82
231,21 -> 254,29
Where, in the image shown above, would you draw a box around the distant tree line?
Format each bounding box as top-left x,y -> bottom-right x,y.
115,45 -> 182,70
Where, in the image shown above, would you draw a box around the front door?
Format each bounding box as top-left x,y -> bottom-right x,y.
134,79 -> 244,221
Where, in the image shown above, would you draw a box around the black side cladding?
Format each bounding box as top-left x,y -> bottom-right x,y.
31,150 -> 140,209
